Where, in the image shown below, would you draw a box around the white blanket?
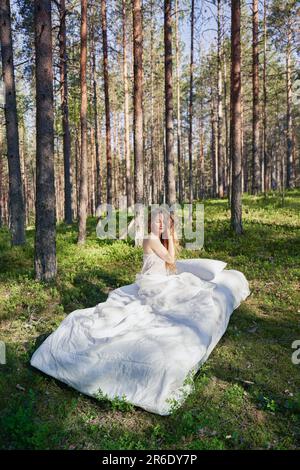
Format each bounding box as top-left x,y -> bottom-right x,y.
30,268 -> 250,415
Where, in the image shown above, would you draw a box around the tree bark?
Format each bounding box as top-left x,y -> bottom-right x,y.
0,0 -> 26,245
123,0 -> 132,208
217,0 -> 224,198
175,0 -> 183,204
34,0 -> 57,279
230,0 -> 243,234
251,0 -> 260,195
77,0 -> 88,244
188,0 -> 194,203
101,0 -> 113,205
91,9 -> 101,210
59,0 -> 72,224
286,24 -> 294,188
164,0 -> 176,207
0,125 -> 3,227
262,0 -> 270,193
211,89 -> 218,199
132,0 -> 144,245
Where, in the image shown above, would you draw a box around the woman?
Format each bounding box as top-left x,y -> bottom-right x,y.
30,208 -> 222,415
141,207 -> 179,276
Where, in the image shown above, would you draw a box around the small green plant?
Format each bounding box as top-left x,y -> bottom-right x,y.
93,388 -> 134,412
257,394 -> 278,412
165,368 -> 196,414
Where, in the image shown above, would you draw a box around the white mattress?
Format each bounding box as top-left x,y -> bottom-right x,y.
30,269 -> 250,415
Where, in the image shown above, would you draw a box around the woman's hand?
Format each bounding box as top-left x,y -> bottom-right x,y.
162,221 -> 171,240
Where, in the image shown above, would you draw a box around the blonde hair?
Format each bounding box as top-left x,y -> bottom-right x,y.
147,207 -> 181,274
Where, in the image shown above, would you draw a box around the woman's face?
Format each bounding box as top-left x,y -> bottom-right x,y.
151,212 -> 165,236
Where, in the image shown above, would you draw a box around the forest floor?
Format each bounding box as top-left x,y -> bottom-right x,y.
0,189 -> 300,450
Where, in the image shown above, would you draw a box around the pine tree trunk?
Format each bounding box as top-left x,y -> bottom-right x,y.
78,0 -> 88,244
101,0 -> 113,205
132,0 -> 144,245
0,0 -> 26,245
262,0 -> 270,193
199,110 -> 205,199
230,0 -> 243,234
34,0 -> 57,280
211,90 -> 218,199
217,0 -> 224,198
164,0 -> 176,207
123,0 -> 132,209
286,25 -> 294,189
150,0 -> 155,204
223,47 -> 230,200
59,0 -> 72,224
175,0 -> 183,204
0,125 -> 3,227
19,121 -> 27,224
91,10 -> 101,210
188,0 -> 194,204
252,0 -> 260,195
241,73 -> 247,193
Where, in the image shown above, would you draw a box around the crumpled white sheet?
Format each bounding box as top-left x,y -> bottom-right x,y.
30,268 -> 250,415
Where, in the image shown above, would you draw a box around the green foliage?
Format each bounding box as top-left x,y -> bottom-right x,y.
93,388 -> 135,413
0,190 -> 299,449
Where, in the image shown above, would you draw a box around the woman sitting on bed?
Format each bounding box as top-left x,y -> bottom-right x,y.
141,207 -> 180,276
29,204 -> 251,415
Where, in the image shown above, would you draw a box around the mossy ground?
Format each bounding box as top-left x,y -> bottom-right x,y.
0,189 -> 299,450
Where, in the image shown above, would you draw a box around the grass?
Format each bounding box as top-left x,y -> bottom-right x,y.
0,188 -> 299,450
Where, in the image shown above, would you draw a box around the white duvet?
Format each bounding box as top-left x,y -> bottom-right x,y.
30,267 -> 250,415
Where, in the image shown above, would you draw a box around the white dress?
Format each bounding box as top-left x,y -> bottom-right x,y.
140,251 -> 168,276
30,251 -> 231,415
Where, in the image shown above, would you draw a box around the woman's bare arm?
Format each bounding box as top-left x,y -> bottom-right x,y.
149,233 -> 175,264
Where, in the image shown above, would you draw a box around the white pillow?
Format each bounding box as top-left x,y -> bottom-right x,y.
176,258 -> 227,281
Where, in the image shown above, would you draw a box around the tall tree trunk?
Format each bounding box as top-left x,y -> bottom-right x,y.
0,0 -> 25,245
78,0 -> 88,244
211,89 -> 218,199
91,9 -> 101,210
0,125 -> 3,227
223,45 -> 230,200
164,0 -> 176,207
75,130 -> 80,219
241,76 -> 247,192
59,0 -> 72,224
150,0 -> 156,204
34,0 -> 57,280
188,0 -> 194,203
175,0 -> 183,204
252,0 -> 260,195
123,0 -> 132,208
132,0 -> 144,245
19,120 -> 27,224
230,0 -> 243,234
199,110 -> 205,199
101,0 -> 113,205
89,125 -> 96,215
286,24 -> 294,189
262,0 -> 269,193
112,114 -> 118,207
217,0 -> 224,198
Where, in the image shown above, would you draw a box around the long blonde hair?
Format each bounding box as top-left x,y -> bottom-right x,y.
147,207 -> 181,273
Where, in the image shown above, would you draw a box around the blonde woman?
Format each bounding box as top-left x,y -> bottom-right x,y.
31,206 -> 225,416
141,207 -> 180,276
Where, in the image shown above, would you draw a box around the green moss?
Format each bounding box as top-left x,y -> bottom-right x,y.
0,189 -> 299,449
